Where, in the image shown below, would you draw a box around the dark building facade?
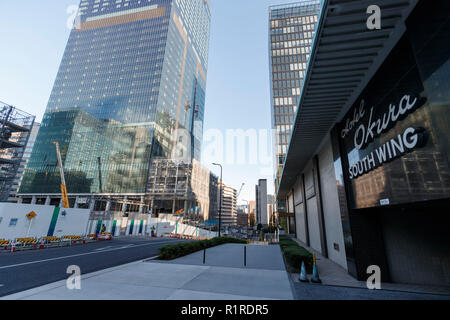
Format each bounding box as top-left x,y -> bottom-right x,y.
278,0 -> 450,287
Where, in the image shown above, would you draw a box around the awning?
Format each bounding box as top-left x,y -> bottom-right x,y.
278,0 -> 419,198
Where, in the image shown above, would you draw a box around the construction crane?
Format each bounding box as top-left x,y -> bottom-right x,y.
236,183 -> 245,200
53,142 -> 69,208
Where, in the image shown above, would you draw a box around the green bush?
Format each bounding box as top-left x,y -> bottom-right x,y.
278,235 -> 313,272
158,236 -> 246,260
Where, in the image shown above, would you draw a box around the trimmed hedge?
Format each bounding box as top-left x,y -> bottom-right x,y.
158,236 -> 247,260
279,235 -> 313,272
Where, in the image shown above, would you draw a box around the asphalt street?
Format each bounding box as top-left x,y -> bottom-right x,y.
0,237 -> 186,297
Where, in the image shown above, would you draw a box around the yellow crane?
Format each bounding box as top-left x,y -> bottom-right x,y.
53,142 -> 69,208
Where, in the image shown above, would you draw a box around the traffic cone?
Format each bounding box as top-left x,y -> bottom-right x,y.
311,254 -> 322,284
299,261 -> 309,282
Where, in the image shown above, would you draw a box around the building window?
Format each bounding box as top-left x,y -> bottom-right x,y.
9,218 -> 18,227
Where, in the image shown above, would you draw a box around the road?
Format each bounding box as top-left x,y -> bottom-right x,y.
0,237 -> 186,297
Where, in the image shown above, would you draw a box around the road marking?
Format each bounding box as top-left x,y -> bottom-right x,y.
93,246 -> 114,251
0,240 -> 183,270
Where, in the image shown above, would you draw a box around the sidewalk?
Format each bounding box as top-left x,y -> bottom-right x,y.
291,238 -> 450,297
2,244 -> 293,300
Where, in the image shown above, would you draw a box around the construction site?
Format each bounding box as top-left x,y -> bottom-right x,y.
0,102 -> 36,202
17,156 -> 220,234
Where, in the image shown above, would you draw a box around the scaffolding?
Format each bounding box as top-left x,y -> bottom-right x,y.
146,158 -> 218,224
0,102 -> 35,202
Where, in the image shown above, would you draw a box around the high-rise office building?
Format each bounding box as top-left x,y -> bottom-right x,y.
269,1 -> 321,192
216,182 -> 237,226
255,179 -> 268,226
19,0 -> 211,208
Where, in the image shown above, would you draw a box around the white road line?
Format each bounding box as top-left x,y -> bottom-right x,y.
93,246 -> 114,251
0,240 -> 181,270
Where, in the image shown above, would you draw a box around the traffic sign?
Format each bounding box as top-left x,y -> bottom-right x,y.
26,211 -> 37,220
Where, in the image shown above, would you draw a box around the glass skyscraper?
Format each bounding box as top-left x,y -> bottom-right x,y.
269,1 -> 321,192
20,0 -> 211,196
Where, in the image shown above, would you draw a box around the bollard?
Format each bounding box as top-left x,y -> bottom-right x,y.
203,249 -> 206,264
244,246 -> 247,267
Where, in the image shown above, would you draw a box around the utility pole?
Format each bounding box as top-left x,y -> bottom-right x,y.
212,163 -> 222,237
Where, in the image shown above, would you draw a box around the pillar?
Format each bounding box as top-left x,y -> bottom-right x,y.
31,196 -> 37,205
45,196 -> 51,206
89,198 -> 95,211
139,196 -> 144,214
122,196 -> 128,214
105,200 -> 111,213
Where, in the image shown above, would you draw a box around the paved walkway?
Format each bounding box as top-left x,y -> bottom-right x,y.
291,238 -> 450,298
2,244 -> 293,300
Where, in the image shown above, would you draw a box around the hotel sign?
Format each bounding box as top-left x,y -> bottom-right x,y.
341,94 -> 427,180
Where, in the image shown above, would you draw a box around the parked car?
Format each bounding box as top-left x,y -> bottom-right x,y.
97,232 -> 112,240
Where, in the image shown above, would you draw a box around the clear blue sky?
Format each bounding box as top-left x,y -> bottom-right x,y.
0,0 -> 299,203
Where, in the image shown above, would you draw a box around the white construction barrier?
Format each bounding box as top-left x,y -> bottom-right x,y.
147,216 -> 217,239
0,203 -> 90,240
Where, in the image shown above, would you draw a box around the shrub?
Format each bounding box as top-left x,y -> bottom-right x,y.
158,236 -> 246,260
278,235 -> 313,272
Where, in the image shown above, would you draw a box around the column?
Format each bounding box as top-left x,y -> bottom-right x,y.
17,197 -> 23,204
105,200 -> 111,213
122,196 -> 128,215
31,196 -> 37,205
45,196 -> 51,206
139,196 -> 144,214
89,198 -> 95,211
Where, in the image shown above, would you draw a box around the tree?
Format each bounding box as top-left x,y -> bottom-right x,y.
248,213 -> 256,227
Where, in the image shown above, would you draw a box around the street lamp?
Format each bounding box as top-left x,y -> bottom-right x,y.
212,163 -> 222,237
242,199 -> 250,240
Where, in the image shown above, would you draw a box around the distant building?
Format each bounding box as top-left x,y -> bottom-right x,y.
249,200 -> 256,215
236,204 -> 248,214
248,200 -> 256,227
236,213 -> 248,227
216,182 -> 237,226
267,194 -> 275,225
255,179 -> 268,226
